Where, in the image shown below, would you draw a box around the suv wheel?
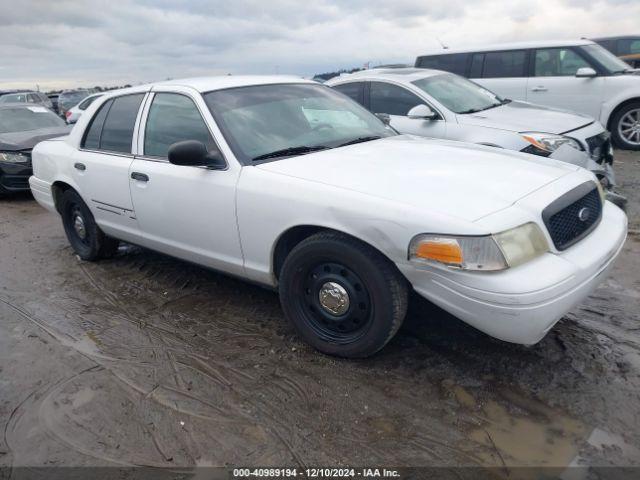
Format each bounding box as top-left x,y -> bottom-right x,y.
60,189 -> 119,261
611,101 -> 640,150
279,231 -> 408,358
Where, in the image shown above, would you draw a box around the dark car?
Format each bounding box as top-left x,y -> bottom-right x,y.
0,103 -> 70,196
57,89 -> 91,117
0,91 -> 55,110
592,35 -> 640,68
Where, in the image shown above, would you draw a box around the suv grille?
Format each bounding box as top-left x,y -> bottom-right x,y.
542,182 -> 602,251
585,132 -> 613,164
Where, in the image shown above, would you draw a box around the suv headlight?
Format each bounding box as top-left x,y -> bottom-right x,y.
409,223 -> 549,271
521,132 -> 583,156
0,152 -> 29,164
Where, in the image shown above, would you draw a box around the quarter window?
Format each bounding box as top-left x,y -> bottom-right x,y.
144,93 -> 216,158
482,50 -> 527,78
534,48 -> 590,77
416,53 -> 469,76
82,99 -> 112,150
369,82 -> 424,116
99,94 -> 145,153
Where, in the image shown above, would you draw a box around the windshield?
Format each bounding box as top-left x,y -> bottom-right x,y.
203,83 -> 394,163
0,93 -> 29,104
581,44 -> 632,73
0,107 -> 66,134
59,91 -> 90,109
412,74 -> 503,114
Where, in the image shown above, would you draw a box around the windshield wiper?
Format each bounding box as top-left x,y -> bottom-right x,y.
336,136 -> 381,148
251,145 -> 329,161
458,102 -> 504,114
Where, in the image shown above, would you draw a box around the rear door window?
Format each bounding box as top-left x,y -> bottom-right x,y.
369,82 -> 424,116
99,94 -> 145,153
534,48 -> 591,76
482,50 -> 527,78
333,82 -> 365,105
470,54 -> 484,78
618,38 -> 640,55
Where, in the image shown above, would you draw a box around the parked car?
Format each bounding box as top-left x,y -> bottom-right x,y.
29,77 -> 627,357
0,91 -> 55,110
57,89 -> 91,118
592,35 -> 640,68
415,40 -> 640,150
0,103 -> 70,196
48,93 -> 60,114
326,68 -> 620,195
64,93 -> 103,124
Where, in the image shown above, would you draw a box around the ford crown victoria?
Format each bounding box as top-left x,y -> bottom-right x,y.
29,76 -> 627,357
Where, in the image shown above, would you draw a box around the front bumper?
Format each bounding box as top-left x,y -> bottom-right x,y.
0,161 -> 32,193
397,202 -> 627,345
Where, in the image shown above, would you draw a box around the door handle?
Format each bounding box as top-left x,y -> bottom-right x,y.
530,86 -> 548,92
130,172 -> 149,182
74,162 -> 86,171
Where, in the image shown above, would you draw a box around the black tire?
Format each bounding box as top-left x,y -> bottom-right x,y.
610,101 -> 640,150
279,231 -> 408,358
60,189 -> 119,261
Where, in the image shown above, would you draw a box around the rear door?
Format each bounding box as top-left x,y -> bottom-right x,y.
367,81 -> 447,138
129,87 -> 244,275
470,50 -> 529,101
526,47 -> 605,118
71,93 -> 146,241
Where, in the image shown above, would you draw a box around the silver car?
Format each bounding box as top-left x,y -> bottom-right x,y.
327,68 -> 622,202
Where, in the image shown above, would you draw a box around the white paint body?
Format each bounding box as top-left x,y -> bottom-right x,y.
29,76 -> 628,346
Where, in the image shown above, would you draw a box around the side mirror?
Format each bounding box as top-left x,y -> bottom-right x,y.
408,104 -> 437,120
375,112 -> 391,125
168,140 -> 225,169
575,67 -> 597,78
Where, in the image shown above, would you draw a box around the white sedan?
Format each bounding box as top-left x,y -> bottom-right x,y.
64,92 -> 103,124
29,76 -> 627,357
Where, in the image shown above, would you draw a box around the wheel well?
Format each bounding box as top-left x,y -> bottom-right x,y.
273,225 -> 325,280
607,98 -> 640,131
51,181 -> 74,213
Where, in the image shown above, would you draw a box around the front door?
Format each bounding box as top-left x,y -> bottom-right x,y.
368,81 -> 447,139
526,47 -> 605,119
71,93 -> 146,241
128,90 -> 244,276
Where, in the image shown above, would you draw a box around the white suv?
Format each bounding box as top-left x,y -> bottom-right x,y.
416,40 -> 640,150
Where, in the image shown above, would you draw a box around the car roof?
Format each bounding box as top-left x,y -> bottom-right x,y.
328,67 -> 446,83
0,102 -> 51,110
591,35 -> 640,41
417,39 -> 595,56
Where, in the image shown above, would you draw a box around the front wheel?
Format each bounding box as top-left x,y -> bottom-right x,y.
611,102 -> 640,150
60,189 -> 119,261
279,231 -> 408,358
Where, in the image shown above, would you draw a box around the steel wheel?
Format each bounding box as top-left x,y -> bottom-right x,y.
300,262 -> 373,344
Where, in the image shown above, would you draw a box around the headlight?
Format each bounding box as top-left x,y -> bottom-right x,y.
409,223 -> 549,271
0,152 -> 29,164
521,132 -> 583,156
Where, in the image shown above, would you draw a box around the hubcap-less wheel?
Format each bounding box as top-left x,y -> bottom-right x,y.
619,108 -> 640,146
301,262 -> 372,344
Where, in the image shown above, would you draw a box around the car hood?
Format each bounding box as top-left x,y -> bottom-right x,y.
0,126 -> 71,151
455,100 -> 593,135
256,135 -> 577,222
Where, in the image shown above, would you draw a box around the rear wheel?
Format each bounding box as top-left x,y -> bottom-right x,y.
60,189 -> 119,261
279,231 -> 408,358
611,102 -> 640,150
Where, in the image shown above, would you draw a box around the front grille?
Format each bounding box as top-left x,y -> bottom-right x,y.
0,175 -> 30,190
585,132 -> 613,164
542,182 -> 602,251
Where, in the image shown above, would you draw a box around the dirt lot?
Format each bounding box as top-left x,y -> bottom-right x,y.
1,151 -> 639,475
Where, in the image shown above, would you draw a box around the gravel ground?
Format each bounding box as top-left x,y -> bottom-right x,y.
0,151 -> 639,475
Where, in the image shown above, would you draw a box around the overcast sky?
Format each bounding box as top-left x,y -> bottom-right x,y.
1,0 -> 638,91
